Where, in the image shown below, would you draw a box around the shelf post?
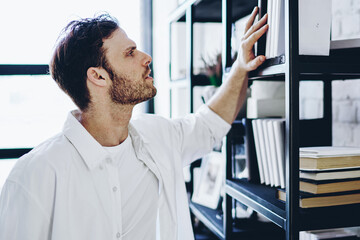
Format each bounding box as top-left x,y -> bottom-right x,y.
285,0 -> 300,239
222,0 -> 232,74
222,1 -> 233,237
224,129 -> 234,239
323,75 -> 333,145
186,6 -> 194,113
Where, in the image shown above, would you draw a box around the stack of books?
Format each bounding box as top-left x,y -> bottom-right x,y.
277,146 -> 360,208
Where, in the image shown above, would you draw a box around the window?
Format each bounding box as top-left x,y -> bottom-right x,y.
0,0 -> 142,160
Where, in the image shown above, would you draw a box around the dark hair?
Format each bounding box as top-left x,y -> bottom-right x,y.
50,14 -> 119,111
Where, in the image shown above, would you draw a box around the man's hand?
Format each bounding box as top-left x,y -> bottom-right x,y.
234,7 -> 268,73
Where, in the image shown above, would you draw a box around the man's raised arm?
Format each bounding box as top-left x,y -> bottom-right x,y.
207,7 -> 268,124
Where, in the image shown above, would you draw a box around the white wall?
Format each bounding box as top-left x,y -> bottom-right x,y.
331,0 -> 360,147
152,0 -> 178,117
301,0 -> 360,146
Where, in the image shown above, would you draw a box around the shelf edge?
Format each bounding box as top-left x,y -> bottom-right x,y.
225,181 -> 286,229
189,202 -> 225,239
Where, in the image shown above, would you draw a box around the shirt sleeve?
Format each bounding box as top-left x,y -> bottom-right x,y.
172,104 -> 231,166
0,180 -> 52,240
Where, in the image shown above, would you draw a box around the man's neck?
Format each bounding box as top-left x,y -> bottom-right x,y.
79,104 -> 134,147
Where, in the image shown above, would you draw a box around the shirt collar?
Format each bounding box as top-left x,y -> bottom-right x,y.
62,110 -> 150,170
62,110 -> 110,170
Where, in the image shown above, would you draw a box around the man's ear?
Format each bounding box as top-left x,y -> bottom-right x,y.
87,67 -> 108,87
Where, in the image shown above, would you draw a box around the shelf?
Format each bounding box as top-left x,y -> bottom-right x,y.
0,148 -> 32,159
170,75 -> 213,88
226,179 -> 360,232
249,64 -> 285,80
190,202 -> 225,239
247,47 -> 360,80
298,204 -> 360,231
225,179 -> 286,229
0,64 -> 49,75
331,39 -> 360,50
248,57 -> 360,81
169,0 -> 257,23
190,201 -> 285,239
298,62 -> 360,78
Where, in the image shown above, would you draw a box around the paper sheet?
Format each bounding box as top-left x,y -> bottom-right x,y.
299,0 -> 331,55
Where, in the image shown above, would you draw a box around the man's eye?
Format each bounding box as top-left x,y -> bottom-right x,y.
128,50 -> 134,56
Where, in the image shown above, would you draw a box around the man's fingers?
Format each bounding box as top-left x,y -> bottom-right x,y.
244,24 -> 268,50
247,56 -> 266,71
244,7 -> 259,34
244,13 -> 268,40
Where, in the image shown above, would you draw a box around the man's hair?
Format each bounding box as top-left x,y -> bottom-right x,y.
49,14 -> 119,111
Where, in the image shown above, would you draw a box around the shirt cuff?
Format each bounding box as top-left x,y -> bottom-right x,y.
195,104 -> 232,140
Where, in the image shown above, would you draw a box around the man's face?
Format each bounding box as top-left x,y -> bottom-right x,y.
102,28 -> 156,105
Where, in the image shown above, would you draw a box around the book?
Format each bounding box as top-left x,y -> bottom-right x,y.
300,228 -> 358,240
273,0 -> 285,57
300,167 -> 360,181
243,119 -> 260,183
255,119 -> 271,185
265,0 -> 272,58
262,119 -> 275,186
256,0 -> 268,56
267,119 -> 280,187
300,155 -> 360,170
252,120 -> 265,184
269,0 -> 277,58
277,188 -> 360,208
300,146 -> 360,170
273,119 -> 285,188
300,178 -> 360,194
300,146 -> 360,158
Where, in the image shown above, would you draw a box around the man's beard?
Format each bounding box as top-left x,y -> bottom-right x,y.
108,68 -> 157,105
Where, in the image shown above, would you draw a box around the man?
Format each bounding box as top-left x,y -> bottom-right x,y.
0,8 -> 268,240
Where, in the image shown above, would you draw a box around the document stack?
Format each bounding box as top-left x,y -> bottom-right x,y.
257,0 -> 332,58
247,81 -> 285,187
252,118 -> 285,188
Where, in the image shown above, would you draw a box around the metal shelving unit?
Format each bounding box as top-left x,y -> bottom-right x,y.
223,0 -> 360,240
169,0 -> 360,239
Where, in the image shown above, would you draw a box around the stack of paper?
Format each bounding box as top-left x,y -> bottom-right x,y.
252,118 -> 285,188
247,81 -> 285,119
265,0 -> 285,58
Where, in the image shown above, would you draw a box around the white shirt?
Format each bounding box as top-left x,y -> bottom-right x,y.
0,105 -> 230,240
103,136 -> 159,240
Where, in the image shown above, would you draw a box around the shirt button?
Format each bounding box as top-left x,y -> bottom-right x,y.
99,165 -> 103,170
113,186 -> 118,192
106,158 -> 112,164
116,232 -> 121,238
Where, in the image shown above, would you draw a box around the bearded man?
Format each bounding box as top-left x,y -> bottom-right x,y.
0,8 -> 267,240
